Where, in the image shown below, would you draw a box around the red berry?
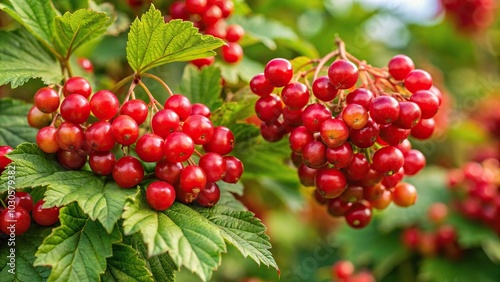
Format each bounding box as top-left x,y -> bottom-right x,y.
289,126 -> 314,154
34,87 -> 59,113
89,151 -> 115,175
392,182 -> 417,207
302,141 -> 327,168
155,159 -> 183,184
349,119 -> 380,148
136,133 -> 164,162
281,82 -> 310,110
346,88 -> 374,110
121,99 -> 149,125
404,69 -> 433,93
197,182 -> 221,207
111,115 -> 139,146
164,132 -> 195,162
372,146 -> 404,176
90,90 -> 120,120
410,118 -> 435,139
225,24 -> 244,42
260,121 -> 285,142
32,200 -> 60,226
146,181 -> 176,211
328,59 -> 359,90
4,191 -> 33,212
198,152 -> 226,182
0,146 -> 14,169
222,156 -> 243,183
201,4 -> 222,26
369,96 -> 400,125
250,73 -> 274,97
85,121 -> 115,151
191,103 -> 211,117
344,153 -> 369,181
255,94 -> 283,123
264,58 -> 293,87
180,165 -> 207,193
27,106 -> 52,129
342,103 -> 369,129
170,1 -> 189,20
112,156 -> 144,188
312,76 -> 338,102
57,149 -> 87,170
326,142 -> 353,169
410,90 -> 440,119
214,0 -> 233,18
185,0 -> 207,14
302,103 -> 332,132
327,197 -> 352,217
62,77 -> 92,98
191,57 -> 215,69
332,260 -> 354,280
152,109 -> 181,139
393,101 -> 422,129
319,118 -> 350,148
77,58 -> 93,72
344,201 -> 372,228
427,202 -> 448,224
388,54 -> 414,80
379,124 -> 410,145
203,126 -> 234,155
221,42 -> 243,64
298,164 -> 317,187
37,126 -> 59,153
403,149 -> 426,176
60,94 -> 91,124
165,94 -> 192,121
182,115 -> 214,145
0,207 -> 30,235
56,122 -> 84,151
314,168 -> 347,198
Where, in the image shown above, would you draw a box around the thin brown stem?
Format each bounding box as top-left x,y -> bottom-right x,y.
142,72 -> 175,97
313,50 -> 339,82
335,38 -> 347,60
138,80 -> 161,112
111,74 -> 135,94
123,79 -> 139,103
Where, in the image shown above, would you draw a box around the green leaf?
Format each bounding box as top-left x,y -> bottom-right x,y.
124,234 -> 176,282
196,206 -> 279,272
0,99 -> 38,146
126,5 -> 224,74
229,15 -> 298,50
0,143 -> 136,233
0,0 -> 56,53
216,57 -> 265,84
0,225 -> 52,282
178,64 -> 223,111
89,1 -> 130,36
53,9 -> 110,59
52,0 -> 89,13
122,198 -> 226,281
102,244 -> 154,282
34,203 -> 121,282
483,238 -> 500,263
0,29 -> 62,88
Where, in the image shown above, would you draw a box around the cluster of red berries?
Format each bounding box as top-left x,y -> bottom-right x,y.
441,0 -> 497,34
401,203 -> 463,260
331,260 -> 375,282
0,190 -> 60,236
165,0 -> 245,66
448,159 -> 500,234
249,49 -> 442,229
28,76 -> 243,211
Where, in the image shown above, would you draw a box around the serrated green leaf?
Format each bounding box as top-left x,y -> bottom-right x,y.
0,30 -> 62,88
53,9 -> 109,59
378,167 -> 450,232
0,225 -> 52,282
34,203 -> 121,282
102,244 -> 154,282
447,213 -> 499,247
122,198 -> 225,281
124,234 -> 176,282
0,143 -> 136,233
178,65 -> 223,111
211,98 -> 258,129
196,206 -> 279,272
52,0 -> 89,13
0,99 -> 38,146
229,15 -> 297,50
0,0 -> 56,54
217,181 -> 244,197
126,5 -> 224,74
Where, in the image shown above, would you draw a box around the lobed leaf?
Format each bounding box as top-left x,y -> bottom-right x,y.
126,5 -> 224,74
102,244 -> 154,282
0,99 -> 38,147
179,65 -> 223,111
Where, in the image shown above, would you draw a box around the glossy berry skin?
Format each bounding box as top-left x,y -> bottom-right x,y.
327,197 -> 352,217
260,121 -> 285,142
302,141 -> 327,168
0,146 -> 13,170
298,164 -> 317,187
112,115 -> 139,146
312,76 -> 338,102
182,115 -> 214,145
136,133 -> 164,162
281,82 -> 310,110
328,59 -> 359,90
404,69 -> 433,93
282,107 -> 303,127
388,54 -> 414,80
203,126 -> 234,155
349,119 -> 379,148
121,99 -> 148,125
346,88 -> 374,110
164,132 -> 195,163
60,94 -> 91,124
152,109 -> 181,139
379,124 -> 410,146
180,165 -> 207,193
320,118 -> 349,148
340,185 -> 364,203
62,77 -> 92,98
191,57 -> 215,69
289,126 -> 314,154
372,146 -> 404,176
382,167 -> 404,188
165,94 -> 192,121
410,90 -> 440,119
155,159 -> 183,184
342,103 -> 369,129
255,94 -> 283,123
332,260 -> 354,280
146,181 -> 176,211
0,207 -> 30,235
326,142 -> 353,169
225,24 -> 244,42
112,156 -> 144,188
403,149 -> 426,176
185,0 -> 207,14
77,57 -> 93,72
314,168 -> 347,198
302,103 -> 332,132
411,118 -> 435,139
89,151 -> 115,175
85,121 -> 115,151
221,42 -> 243,64
392,182 -> 417,207
222,156 -> 243,183
369,96 -> 400,125
191,103 -> 211,117
37,126 -> 59,153
393,101 -> 421,129
32,200 -> 60,226
56,122 -> 85,151
90,90 -> 120,120
57,150 -> 87,170
264,58 -> 293,87
27,106 -> 52,129
34,87 -> 60,113
214,0 -> 234,17
5,191 -> 33,212
372,189 -> 392,210
198,152 -> 226,182
345,153 -> 370,181
197,182 -> 221,207
250,73 -> 274,97
201,5 -> 222,26
344,202 -> 372,229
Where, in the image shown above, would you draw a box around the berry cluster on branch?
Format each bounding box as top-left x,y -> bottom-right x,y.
249,39 -> 442,228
